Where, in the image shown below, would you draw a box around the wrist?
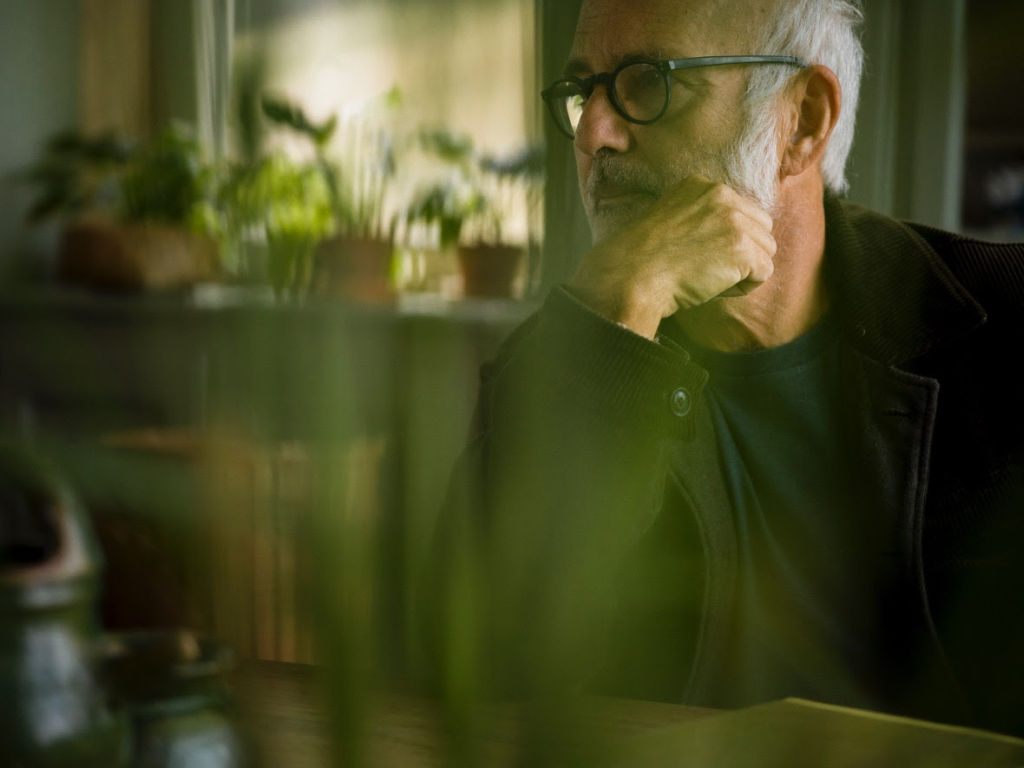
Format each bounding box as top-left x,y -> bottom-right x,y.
563,277 -> 663,340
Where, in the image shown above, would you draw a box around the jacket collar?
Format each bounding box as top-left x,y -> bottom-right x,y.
823,195 -> 987,367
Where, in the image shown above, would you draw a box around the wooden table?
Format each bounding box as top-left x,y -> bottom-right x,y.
232,661 -> 719,767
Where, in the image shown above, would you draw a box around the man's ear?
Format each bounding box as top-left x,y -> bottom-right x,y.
779,64 -> 841,180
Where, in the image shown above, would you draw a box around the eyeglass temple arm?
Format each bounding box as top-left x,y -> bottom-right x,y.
665,55 -> 808,71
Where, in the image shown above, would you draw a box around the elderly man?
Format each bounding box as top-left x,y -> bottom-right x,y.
429,0 -> 1024,737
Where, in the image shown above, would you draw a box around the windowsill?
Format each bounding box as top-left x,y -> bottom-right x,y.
0,280 -> 542,324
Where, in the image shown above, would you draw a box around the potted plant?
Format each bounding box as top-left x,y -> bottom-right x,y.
217,150 -> 335,301
313,95 -> 401,305
396,129 -> 472,296
404,130 -> 543,299
212,80 -> 341,301
231,89 -> 401,304
216,94 -> 338,301
457,144 -> 544,299
21,124 -> 220,292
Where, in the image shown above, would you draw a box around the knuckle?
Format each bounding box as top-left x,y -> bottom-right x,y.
727,229 -> 747,253
695,181 -> 729,210
709,183 -> 733,206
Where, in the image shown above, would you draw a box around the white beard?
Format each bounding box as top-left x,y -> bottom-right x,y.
582,103 -> 782,244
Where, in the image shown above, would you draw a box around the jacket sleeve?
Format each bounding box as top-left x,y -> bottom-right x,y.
417,286 -> 708,698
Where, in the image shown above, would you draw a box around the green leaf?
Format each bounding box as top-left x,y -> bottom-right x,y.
314,114 -> 338,149
261,94 -> 336,148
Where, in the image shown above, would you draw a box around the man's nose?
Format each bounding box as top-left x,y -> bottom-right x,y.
574,85 -> 631,156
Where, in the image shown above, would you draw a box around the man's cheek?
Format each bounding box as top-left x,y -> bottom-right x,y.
576,155 -> 592,193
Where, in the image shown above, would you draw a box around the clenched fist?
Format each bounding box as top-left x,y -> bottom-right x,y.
567,176 -> 777,339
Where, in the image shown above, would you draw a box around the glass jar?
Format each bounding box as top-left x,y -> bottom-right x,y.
0,441 -> 130,767
102,629 -> 245,768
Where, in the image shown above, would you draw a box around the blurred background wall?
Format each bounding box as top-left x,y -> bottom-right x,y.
0,3 -> 81,283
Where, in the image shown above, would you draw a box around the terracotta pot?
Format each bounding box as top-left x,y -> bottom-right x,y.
58,218 -> 218,292
457,243 -> 524,298
314,235 -> 395,304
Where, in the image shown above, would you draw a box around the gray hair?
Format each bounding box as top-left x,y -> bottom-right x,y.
743,0 -> 865,195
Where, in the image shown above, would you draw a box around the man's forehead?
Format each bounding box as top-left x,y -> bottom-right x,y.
570,0 -> 770,68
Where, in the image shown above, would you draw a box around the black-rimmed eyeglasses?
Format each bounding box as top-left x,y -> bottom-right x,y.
541,55 -> 807,139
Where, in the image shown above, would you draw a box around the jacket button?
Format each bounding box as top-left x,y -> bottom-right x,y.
669,387 -> 692,418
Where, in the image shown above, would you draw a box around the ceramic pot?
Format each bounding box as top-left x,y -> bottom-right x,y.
0,441 -> 130,767
314,235 -> 395,304
102,629 -> 244,768
58,218 -> 219,292
456,243 -> 523,298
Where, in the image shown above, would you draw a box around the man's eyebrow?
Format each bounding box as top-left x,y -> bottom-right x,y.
563,57 -> 590,78
562,50 -> 669,78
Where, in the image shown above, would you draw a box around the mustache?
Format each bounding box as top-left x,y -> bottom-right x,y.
585,155 -> 664,201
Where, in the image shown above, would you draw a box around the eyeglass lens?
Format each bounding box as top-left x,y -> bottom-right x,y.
553,61 -> 668,137
615,62 -> 668,122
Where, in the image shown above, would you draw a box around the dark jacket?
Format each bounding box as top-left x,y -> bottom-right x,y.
431,196 -> 1024,736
